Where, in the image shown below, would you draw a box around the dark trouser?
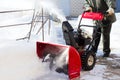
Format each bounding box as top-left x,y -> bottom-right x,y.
92,23 -> 112,54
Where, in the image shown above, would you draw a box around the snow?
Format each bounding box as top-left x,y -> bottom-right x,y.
0,0 -> 120,80
0,0 -> 34,11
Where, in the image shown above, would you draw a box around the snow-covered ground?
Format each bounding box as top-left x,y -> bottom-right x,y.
0,0 -> 120,80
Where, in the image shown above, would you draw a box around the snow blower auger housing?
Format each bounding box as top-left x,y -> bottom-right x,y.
36,12 -> 104,80
37,42 -> 81,79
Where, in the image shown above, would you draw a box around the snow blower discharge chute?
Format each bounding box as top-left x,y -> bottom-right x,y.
36,12 -> 104,80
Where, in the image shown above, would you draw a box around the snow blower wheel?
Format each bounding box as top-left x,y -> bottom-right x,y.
81,51 -> 96,71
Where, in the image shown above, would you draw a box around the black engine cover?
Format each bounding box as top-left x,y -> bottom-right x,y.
62,21 -> 91,50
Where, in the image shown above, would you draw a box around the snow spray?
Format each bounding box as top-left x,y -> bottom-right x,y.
35,0 -> 67,22
55,48 -> 69,68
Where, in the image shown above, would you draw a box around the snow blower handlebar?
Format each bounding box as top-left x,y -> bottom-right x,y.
82,12 -> 104,20
78,11 -> 109,29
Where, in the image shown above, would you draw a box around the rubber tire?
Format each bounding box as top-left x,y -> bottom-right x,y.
81,51 -> 96,71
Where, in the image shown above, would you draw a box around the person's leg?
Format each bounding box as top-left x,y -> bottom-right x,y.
91,27 -> 101,53
102,23 -> 112,57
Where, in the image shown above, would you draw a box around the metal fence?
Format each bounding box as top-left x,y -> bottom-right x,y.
0,8 -> 51,41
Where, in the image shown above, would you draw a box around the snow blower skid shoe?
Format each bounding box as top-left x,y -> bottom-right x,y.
36,42 -> 81,80
62,20 -> 96,71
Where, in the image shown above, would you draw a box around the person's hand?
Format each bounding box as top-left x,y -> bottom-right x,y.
85,7 -> 92,12
106,7 -> 114,16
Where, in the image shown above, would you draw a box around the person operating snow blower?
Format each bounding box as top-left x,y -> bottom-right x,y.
84,0 -> 116,57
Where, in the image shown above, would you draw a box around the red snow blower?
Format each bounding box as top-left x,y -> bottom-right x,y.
36,12 -> 104,80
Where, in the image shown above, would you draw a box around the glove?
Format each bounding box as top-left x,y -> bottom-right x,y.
106,7 -> 114,16
85,7 -> 92,12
